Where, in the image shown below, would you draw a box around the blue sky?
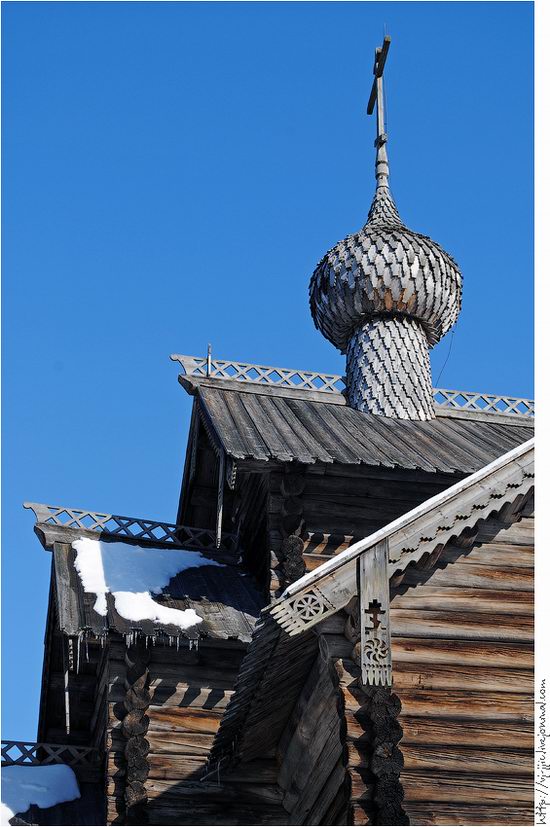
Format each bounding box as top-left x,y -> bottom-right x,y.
2,1 -> 533,738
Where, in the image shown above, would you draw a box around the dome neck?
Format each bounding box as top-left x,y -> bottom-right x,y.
366,184 -> 403,228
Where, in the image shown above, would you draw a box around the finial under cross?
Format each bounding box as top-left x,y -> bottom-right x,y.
366,35 -> 391,187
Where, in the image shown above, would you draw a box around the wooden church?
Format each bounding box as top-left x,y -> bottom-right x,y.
3,36 -> 534,827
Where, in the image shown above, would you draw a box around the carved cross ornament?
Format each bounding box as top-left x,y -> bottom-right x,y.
359,539 -> 392,686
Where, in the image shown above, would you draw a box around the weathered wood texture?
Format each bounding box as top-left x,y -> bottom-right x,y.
275,648 -> 348,825
323,608 -> 408,826
392,514 -> 534,826
104,639 -> 283,825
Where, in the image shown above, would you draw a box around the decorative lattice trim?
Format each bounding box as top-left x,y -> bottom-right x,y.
24,503 -> 238,553
1,741 -> 99,768
171,354 -> 346,394
432,388 -> 534,417
171,354 -> 534,417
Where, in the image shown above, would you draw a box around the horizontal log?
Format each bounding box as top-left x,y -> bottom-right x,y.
391,587 -> 533,615
396,689 -> 533,722
439,542 -> 533,569
109,680 -> 233,709
400,770 -> 533,804
392,662 -> 533,693
392,637 -> 533,669
108,703 -> 223,735
344,689 -> 532,724
475,518 -> 533,546
390,609 -> 533,643
404,802 -> 533,825
400,564 -> 533,591
399,717 -> 533,750
108,659 -> 239,690
147,705 -> 223,735
110,729 -> 215,756
400,745 -> 533,775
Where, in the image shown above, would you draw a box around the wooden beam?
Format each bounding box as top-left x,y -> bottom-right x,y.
359,539 -> 392,686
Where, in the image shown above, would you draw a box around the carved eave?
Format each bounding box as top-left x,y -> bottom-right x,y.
269,438 -> 534,684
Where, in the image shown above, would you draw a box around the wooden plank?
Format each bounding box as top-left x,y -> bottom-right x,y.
391,586 -> 533,615
222,391 -> 270,460
404,803 -> 533,825
360,539 -> 391,685
392,661 -> 533,693
400,745 -> 533,775
400,770 -> 533,804
108,704 -> 223,735
270,396 -> 334,464
475,518 -> 534,546
438,542 -> 533,569
390,609 -> 533,643
392,637 -> 533,669
306,761 -> 348,826
238,392 -> 296,461
287,397 -> 363,464
394,689 -> 533,722
400,563 -> 533,591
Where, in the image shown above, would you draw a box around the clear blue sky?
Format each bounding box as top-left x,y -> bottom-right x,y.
2,2 -> 533,738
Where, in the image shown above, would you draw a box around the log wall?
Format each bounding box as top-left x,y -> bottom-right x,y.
392,514 -> 534,826
105,639 -> 284,825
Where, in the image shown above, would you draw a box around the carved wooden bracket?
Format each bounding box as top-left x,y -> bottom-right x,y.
359,539 -> 392,687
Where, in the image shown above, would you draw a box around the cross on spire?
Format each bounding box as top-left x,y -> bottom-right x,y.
367,35 -> 391,188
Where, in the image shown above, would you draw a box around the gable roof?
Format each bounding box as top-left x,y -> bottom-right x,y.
194,384 -> 532,474
208,438 -> 534,766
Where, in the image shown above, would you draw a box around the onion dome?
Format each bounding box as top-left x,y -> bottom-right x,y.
308,38 -> 462,420
309,184 -> 462,352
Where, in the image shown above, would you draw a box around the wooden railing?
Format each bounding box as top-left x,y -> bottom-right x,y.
23,502 -> 239,553
1,741 -> 99,769
171,353 -> 534,417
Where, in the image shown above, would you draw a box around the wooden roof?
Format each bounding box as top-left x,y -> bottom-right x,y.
24,504 -> 263,643
51,542 -> 263,643
194,384 -> 533,474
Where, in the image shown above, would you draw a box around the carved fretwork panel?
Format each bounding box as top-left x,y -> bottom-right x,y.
359,539 -> 392,687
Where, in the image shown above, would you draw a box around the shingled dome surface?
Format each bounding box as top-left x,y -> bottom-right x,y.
309,186 -> 462,352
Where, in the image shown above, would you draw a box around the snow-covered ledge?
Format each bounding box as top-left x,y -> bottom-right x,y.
1,765 -> 80,825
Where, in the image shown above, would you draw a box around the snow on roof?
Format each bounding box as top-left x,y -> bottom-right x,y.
1,765 -> 80,824
72,537 -> 225,632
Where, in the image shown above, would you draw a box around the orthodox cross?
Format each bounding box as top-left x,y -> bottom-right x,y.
366,35 -> 391,186
365,599 -> 386,630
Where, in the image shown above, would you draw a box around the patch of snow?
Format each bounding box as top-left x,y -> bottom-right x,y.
72,537 -> 224,631
1,765 -> 80,824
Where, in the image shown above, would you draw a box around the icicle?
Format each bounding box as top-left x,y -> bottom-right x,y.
85,634 -> 89,662
76,633 -> 81,675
